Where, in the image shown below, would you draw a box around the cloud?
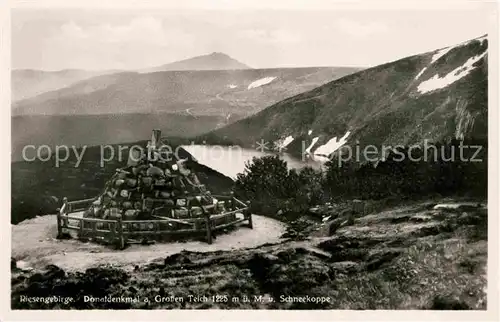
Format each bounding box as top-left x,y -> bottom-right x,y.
57,17 -> 195,47
44,16 -> 200,69
336,18 -> 389,37
240,28 -> 301,44
60,21 -> 88,39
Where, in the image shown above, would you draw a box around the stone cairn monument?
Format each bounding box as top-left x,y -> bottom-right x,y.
83,129 -> 229,222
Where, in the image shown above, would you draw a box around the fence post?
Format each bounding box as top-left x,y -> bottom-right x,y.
110,221 -> 116,243
117,216 -> 125,249
92,221 -> 97,238
57,197 -> 68,239
79,218 -> 84,239
247,210 -> 253,229
56,211 -> 62,238
63,197 -> 69,228
205,216 -> 213,244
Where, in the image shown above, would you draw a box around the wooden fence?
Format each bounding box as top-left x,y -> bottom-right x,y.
57,195 -> 252,249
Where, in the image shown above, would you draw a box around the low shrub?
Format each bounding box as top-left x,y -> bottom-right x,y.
234,155 -> 324,219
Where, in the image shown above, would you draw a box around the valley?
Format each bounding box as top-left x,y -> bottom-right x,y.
12,64 -> 360,163
11,113 -> 215,162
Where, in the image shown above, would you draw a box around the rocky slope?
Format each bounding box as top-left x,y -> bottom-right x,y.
11,198 -> 487,310
201,35 -> 488,159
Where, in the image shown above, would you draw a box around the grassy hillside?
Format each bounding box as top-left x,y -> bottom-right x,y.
12,67 -> 360,118
12,69 -> 118,102
11,66 -> 360,165
200,36 -> 487,158
12,52 -> 249,102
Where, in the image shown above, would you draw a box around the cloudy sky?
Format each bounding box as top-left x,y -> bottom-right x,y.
12,3 -> 493,71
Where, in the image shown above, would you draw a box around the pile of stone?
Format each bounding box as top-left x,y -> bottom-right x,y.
85,133 -> 224,221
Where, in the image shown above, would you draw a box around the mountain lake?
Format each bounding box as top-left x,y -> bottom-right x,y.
181,145 -> 325,179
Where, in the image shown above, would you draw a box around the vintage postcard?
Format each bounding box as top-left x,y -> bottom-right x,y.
1,0 -> 499,320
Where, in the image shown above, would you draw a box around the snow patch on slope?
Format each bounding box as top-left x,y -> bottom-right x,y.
417,51 -> 487,94
431,47 -> 454,64
415,36 -> 486,81
314,132 -> 351,157
308,130 -> 313,135
248,77 -> 277,89
228,84 -> 237,89
415,67 -> 427,80
281,135 -> 294,148
274,135 -> 294,151
305,137 -> 319,154
415,47 -> 454,80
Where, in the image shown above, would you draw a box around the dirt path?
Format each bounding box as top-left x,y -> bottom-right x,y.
12,214 -> 286,272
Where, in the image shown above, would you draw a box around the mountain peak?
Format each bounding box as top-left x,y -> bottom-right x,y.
143,52 -> 251,73
209,52 -> 228,56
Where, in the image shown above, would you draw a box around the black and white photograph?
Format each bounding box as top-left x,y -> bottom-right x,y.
2,0 -> 499,318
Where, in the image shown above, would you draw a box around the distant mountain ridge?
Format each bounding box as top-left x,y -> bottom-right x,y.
11,65 -> 361,163
141,52 -> 251,73
12,69 -> 119,101
12,66 -> 360,118
200,35 -> 488,160
11,52 -> 249,102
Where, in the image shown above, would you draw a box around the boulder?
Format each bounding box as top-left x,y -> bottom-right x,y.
117,172 -> 128,180
141,177 -> 153,187
122,201 -> 133,209
147,166 -> 164,178
124,210 -> 139,220
159,191 -> 171,199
